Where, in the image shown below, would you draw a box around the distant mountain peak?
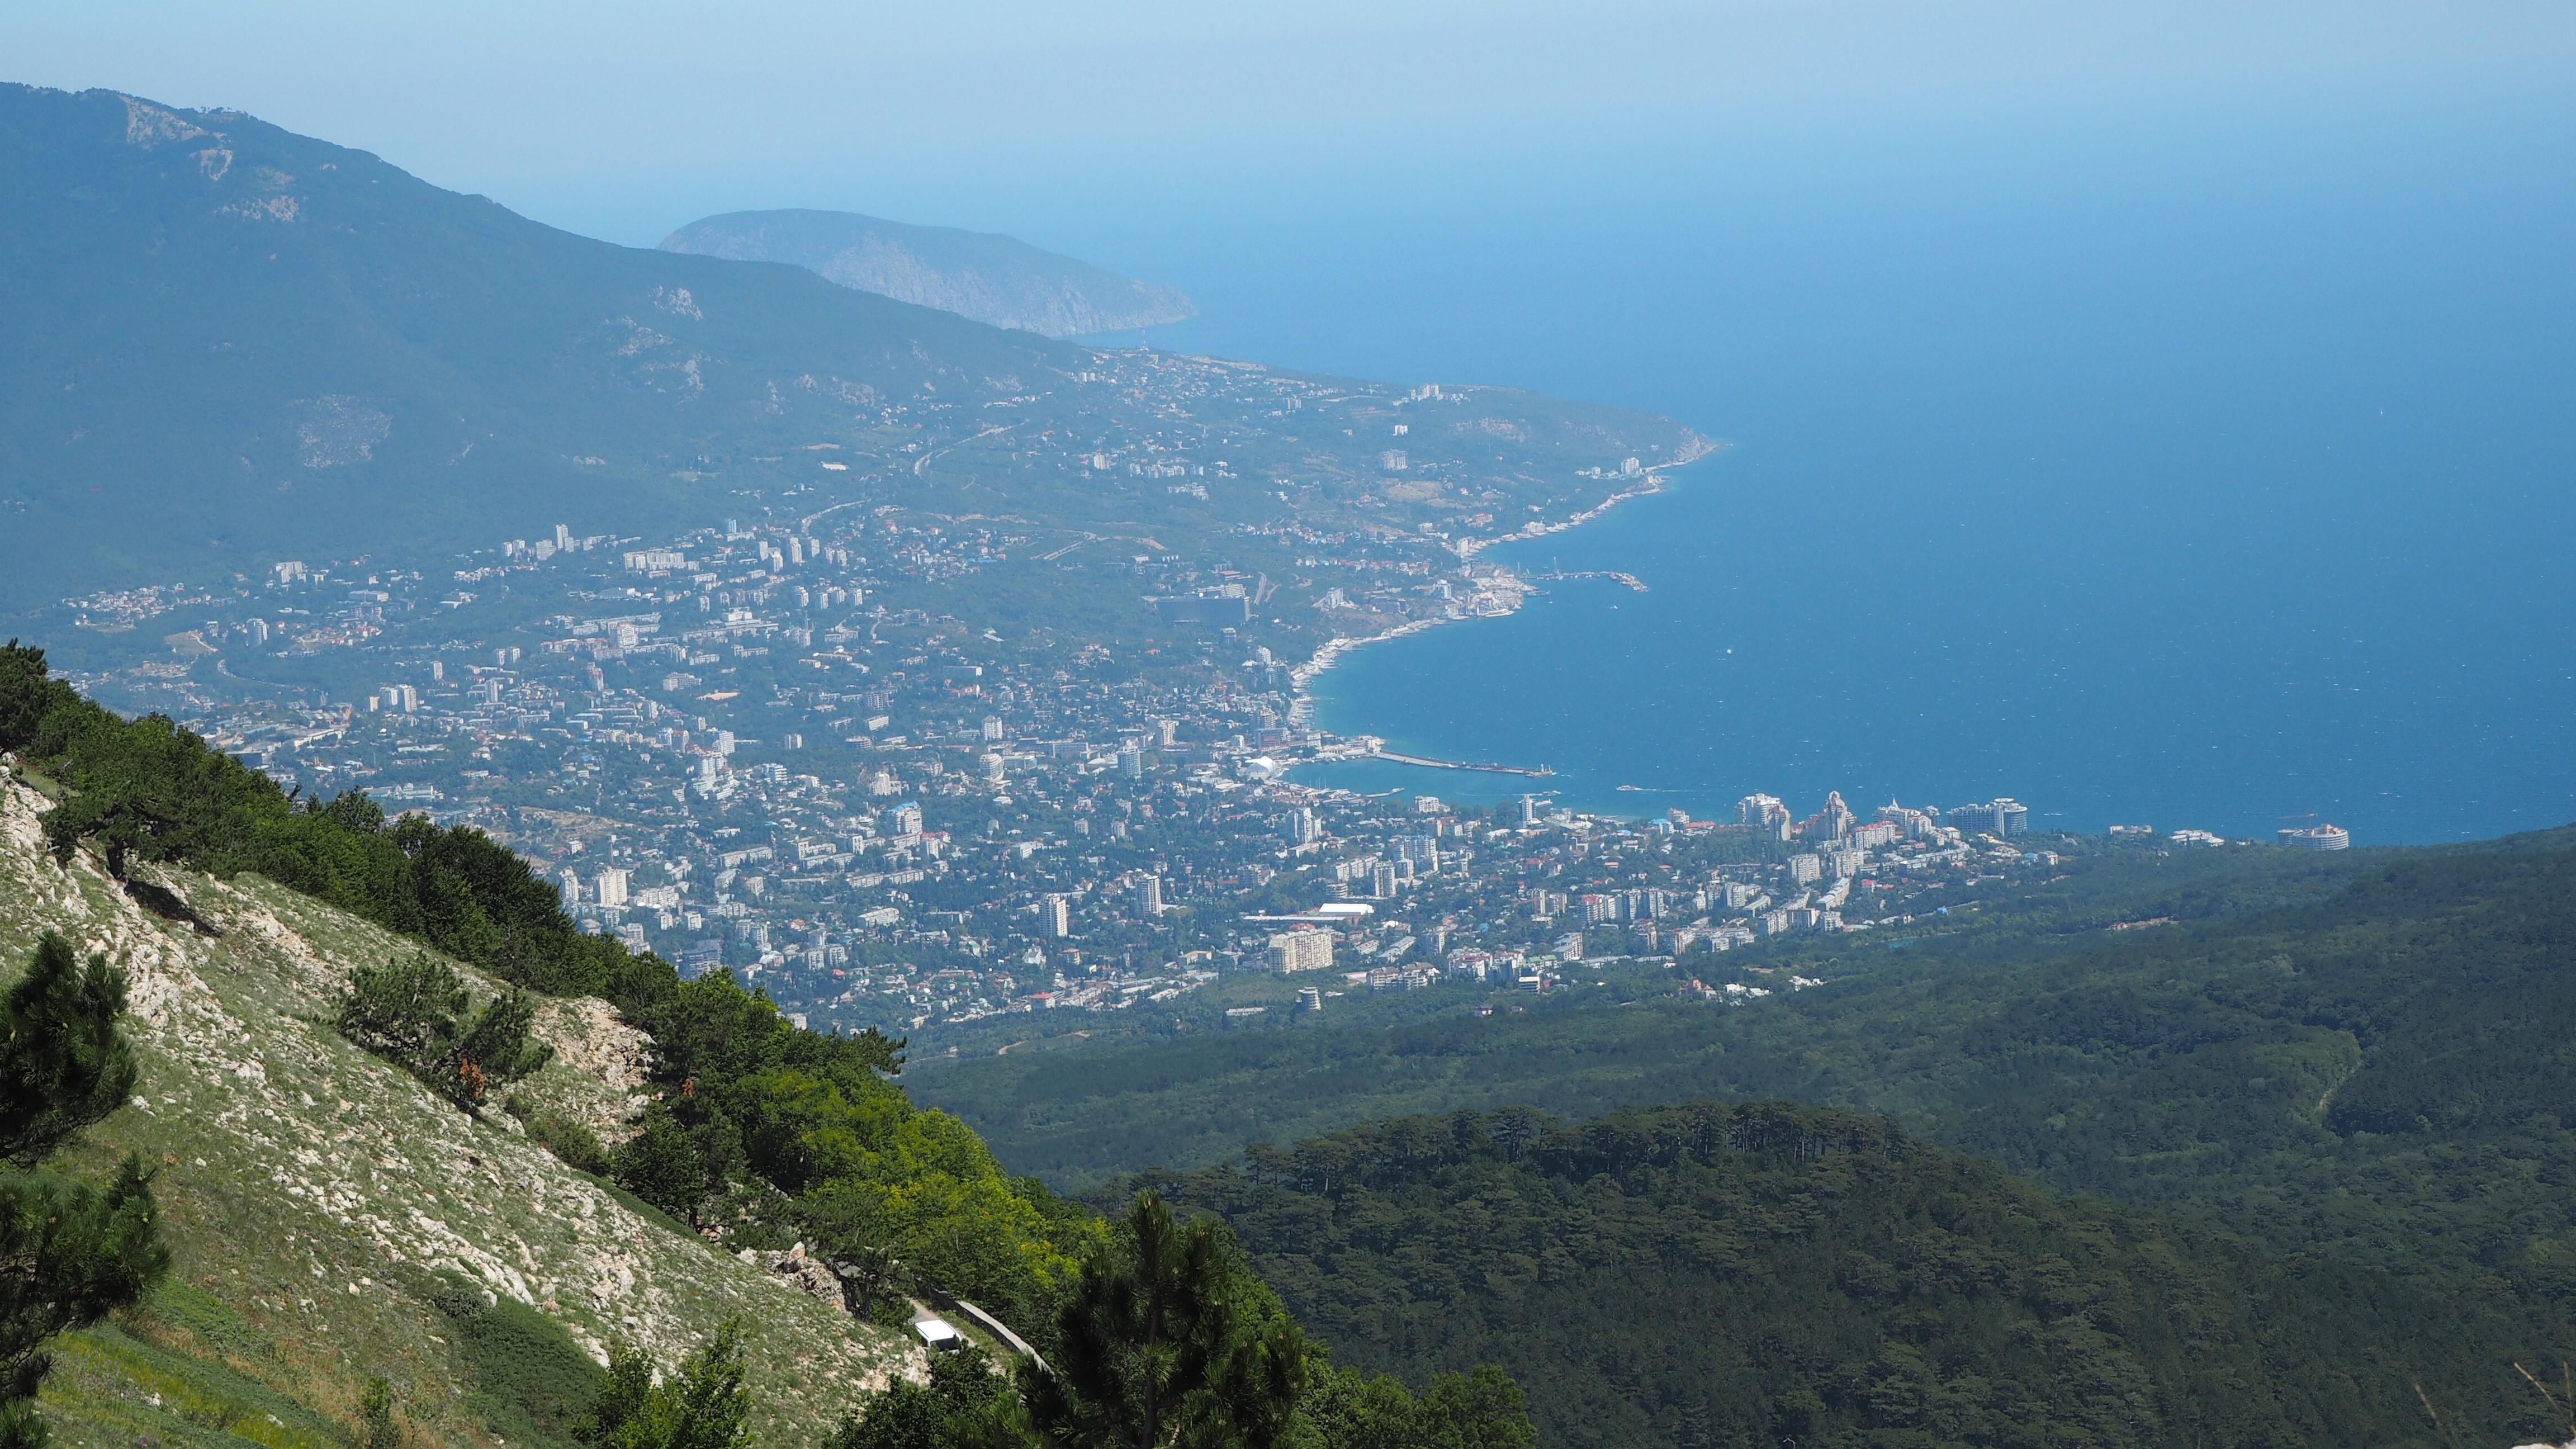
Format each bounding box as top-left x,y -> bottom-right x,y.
120,93 -> 210,147
661,208 -> 1193,338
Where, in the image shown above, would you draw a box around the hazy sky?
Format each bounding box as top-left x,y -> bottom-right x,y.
6,1 -> 2570,247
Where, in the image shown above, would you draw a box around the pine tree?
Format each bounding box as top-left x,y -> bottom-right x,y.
830,1346 -> 1012,1449
335,953 -> 552,1111
611,1108 -> 710,1221
0,932 -> 169,1449
0,931 -> 139,1165
1020,1191 -> 1303,1449
576,1320 -> 752,1449
0,642 -> 76,756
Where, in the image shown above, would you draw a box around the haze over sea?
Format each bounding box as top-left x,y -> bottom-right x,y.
1067,96 -> 2576,847
15,2 -> 2564,848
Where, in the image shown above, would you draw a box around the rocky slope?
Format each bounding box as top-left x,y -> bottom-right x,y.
0,773 -> 915,1449
661,210 -> 1194,337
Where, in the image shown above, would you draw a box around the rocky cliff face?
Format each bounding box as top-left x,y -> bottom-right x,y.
0,773 -> 916,1448
662,209 -> 1194,337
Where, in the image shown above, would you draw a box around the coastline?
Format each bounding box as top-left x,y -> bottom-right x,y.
1287,438 -> 1723,738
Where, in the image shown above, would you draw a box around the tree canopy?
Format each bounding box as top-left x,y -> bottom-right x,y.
0,932 -> 169,1449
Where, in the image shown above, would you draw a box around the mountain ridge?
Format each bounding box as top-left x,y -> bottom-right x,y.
0,83 -> 1071,612
0,80 -> 1700,645
661,209 -> 1195,337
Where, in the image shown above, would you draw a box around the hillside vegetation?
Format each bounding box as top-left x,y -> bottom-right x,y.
921,832 -> 2576,1440
1141,1100 -> 2575,1448
0,770 -> 916,1449
0,648 -> 1547,1449
0,86 -> 1072,611
924,830 -> 2576,1287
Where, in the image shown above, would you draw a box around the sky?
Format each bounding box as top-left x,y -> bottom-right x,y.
4,1 -> 2571,253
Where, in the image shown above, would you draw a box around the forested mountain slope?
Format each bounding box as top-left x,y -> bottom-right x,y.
0,84 -> 1073,611
931,832 -> 2576,1273
913,840 -> 2394,1189
0,83 -> 1701,630
0,772 -> 914,1449
1142,1101 -> 2575,1448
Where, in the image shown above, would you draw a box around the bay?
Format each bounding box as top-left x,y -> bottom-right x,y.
1101,99 -> 2576,845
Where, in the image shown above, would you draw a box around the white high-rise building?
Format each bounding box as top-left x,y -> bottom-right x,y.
1737,794 -> 1791,840
1266,929 -> 1334,974
1041,894 -> 1072,937
1136,875 -> 1164,917
594,868 -> 631,908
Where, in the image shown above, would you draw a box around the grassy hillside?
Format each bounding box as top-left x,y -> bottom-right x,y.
0,772 -> 916,1449
1141,1101 -> 2576,1448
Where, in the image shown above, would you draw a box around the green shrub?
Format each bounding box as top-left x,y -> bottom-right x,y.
506,1098 -> 614,1177
576,1321 -> 749,1449
428,1278 -> 605,1449
358,1376 -> 397,1449
337,954 -> 551,1111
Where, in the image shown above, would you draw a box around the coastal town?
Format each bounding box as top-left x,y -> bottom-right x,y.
30,505 -> 2345,1046
19,339 -> 2350,1044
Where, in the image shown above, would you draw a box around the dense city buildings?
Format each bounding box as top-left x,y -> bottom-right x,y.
34,358 -> 2332,1045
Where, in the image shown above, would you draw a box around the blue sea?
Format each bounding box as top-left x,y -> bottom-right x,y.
1069,97 -> 2576,845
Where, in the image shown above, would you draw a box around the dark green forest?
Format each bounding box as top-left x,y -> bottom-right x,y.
910,840 -> 2397,1190
925,825 -> 2576,1294
917,828 -> 2576,1442
1141,1101 -> 2576,1447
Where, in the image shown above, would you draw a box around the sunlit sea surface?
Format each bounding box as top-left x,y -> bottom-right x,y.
1102,102 -> 2576,844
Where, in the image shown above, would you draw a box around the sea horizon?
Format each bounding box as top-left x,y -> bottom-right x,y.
1121,105 -> 2576,847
